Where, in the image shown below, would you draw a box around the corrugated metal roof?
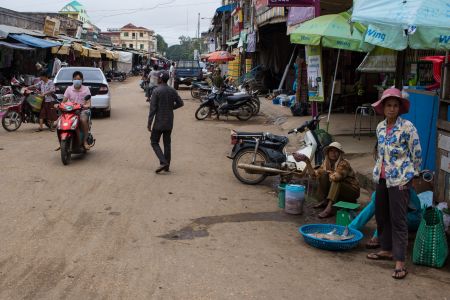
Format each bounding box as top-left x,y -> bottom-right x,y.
0,24 -> 45,39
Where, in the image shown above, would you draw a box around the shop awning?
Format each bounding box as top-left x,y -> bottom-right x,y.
216,4 -> 236,13
89,49 -> 102,58
9,34 -> 61,48
81,46 -> 90,57
226,36 -> 240,46
72,42 -> 83,52
0,41 -> 35,51
51,45 -> 70,55
105,50 -> 114,59
256,7 -> 286,26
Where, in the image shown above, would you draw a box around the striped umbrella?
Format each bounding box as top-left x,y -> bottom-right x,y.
207,51 -> 235,62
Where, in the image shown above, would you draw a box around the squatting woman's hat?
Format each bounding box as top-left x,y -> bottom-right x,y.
323,142 -> 344,154
372,88 -> 410,115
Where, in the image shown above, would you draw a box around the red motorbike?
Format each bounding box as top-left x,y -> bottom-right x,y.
1,85 -> 54,132
56,95 -> 95,165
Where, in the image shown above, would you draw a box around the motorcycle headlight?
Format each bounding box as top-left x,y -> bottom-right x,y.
71,117 -> 78,130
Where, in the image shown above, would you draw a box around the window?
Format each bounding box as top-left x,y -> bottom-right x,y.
132,33 -> 136,38
140,32 -> 144,38
56,69 -> 104,82
122,44 -> 126,48
124,32 -> 129,37
129,44 -> 133,48
140,44 -> 144,50
177,61 -> 200,68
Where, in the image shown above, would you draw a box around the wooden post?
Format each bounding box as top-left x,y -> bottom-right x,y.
395,50 -> 406,89
295,56 -> 302,104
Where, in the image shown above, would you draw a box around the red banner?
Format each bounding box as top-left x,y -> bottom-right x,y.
268,0 -> 317,7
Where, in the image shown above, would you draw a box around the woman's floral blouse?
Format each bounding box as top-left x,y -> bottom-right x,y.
373,117 -> 422,187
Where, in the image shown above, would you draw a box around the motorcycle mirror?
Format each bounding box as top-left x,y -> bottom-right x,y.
84,95 -> 92,101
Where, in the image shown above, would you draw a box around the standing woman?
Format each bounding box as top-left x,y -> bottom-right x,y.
367,88 -> 422,280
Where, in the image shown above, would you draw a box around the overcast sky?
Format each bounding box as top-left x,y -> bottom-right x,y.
0,0 -> 221,45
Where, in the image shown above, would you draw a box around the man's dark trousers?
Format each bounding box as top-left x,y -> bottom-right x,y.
151,129 -> 172,166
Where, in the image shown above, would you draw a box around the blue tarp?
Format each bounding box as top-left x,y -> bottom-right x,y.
402,90 -> 439,171
216,4 -> 236,13
9,34 -> 61,48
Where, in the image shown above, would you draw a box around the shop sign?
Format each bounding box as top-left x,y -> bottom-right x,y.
305,45 -> 324,102
268,0 -> 316,7
232,8 -> 243,37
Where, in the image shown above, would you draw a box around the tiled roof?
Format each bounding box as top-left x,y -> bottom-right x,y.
121,23 -> 150,31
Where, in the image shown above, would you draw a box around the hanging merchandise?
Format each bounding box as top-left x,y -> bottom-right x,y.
413,207 -> 448,268
305,45 -> 324,102
246,32 -> 257,53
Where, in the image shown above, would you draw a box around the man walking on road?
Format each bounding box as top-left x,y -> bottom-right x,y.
148,71 -> 184,173
169,62 -> 175,87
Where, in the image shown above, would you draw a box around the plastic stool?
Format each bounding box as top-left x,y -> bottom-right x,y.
353,104 -> 376,140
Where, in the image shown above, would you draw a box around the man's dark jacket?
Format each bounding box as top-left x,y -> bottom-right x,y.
148,83 -> 184,131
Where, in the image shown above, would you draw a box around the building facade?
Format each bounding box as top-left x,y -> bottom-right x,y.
58,1 -> 90,25
118,23 -> 156,53
102,29 -> 121,47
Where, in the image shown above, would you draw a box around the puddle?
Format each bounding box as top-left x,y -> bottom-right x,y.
159,211 -> 300,240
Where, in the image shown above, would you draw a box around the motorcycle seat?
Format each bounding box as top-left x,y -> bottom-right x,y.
266,134 -> 289,145
226,94 -> 251,103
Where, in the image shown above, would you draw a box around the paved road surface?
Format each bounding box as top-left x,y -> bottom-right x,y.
0,78 -> 448,299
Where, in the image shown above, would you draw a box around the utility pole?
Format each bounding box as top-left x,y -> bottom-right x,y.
197,13 -> 200,39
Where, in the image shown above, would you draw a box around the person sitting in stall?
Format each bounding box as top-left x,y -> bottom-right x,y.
212,68 -> 224,89
295,142 -> 360,218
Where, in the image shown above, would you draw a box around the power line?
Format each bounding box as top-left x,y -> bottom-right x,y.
89,1 -> 216,12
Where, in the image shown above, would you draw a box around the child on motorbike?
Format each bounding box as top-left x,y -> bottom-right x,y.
62,71 -> 92,150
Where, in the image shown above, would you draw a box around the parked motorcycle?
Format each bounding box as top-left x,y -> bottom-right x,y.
1,87 -> 54,132
228,115 -> 333,185
190,81 -> 211,99
105,70 -> 126,82
56,95 -> 95,165
195,87 -> 256,121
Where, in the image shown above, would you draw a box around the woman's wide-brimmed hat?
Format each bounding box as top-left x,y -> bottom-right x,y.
372,88 -> 410,115
323,142 -> 344,154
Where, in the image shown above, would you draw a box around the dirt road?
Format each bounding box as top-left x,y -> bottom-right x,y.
0,78 -> 448,299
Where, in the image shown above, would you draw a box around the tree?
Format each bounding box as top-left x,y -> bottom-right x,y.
156,34 -> 168,55
166,36 -> 202,60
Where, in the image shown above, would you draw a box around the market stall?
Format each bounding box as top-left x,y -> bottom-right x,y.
290,12 -> 372,127
116,51 -> 133,73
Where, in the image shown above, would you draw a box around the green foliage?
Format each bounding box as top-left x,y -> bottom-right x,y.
166,36 -> 202,60
156,34 -> 168,54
